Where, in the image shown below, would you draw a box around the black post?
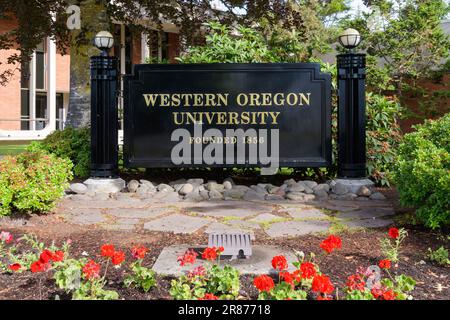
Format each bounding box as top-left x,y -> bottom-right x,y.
337,52 -> 366,178
90,54 -> 118,178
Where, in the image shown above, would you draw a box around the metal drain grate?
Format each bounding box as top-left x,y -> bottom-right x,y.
208,233 -> 252,259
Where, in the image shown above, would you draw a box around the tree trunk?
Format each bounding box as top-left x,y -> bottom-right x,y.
65,0 -> 109,128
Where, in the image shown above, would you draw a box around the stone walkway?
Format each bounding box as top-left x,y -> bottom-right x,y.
54,192 -> 396,238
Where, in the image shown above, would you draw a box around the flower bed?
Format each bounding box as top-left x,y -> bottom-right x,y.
0,228 -> 418,300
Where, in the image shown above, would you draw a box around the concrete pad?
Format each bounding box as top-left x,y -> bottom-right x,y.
152,245 -> 298,276
284,208 -> 329,219
265,220 -> 330,238
143,214 -> 210,234
343,218 -> 394,229
338,207 -> 395,220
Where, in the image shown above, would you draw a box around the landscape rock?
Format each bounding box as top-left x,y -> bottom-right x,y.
265,194 -> 285,201
127,180 -> 140,193
287,183 -> 305,193
223,181 -> 233,190
313,183 -> 330,193
187,178 -> 204,185
302,180 -> 318,189
206,182 -> 225,192
370,192 -> 386,200
243,190 -> 266,201
332,182 -> 348,195
357,186 -> 372,197
169,179 -> 186,186
223,189 -> 246,199
140,180 -> 154,187
179,183 -> 194,196
313,189 -> 328,199
209,190 -> 224,200
157,184 -> 174,192
70,183 -> 87,194
284,179 -> 297,186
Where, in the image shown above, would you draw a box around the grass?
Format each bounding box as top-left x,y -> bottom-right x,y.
0,142 -> 29,156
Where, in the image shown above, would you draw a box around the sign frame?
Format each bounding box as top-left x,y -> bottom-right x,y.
123,63 -> 332,168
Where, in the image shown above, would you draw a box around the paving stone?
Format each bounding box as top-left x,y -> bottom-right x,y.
265,220 -> 330,238
227,220 -> 260,230
250,213 -> 283,223
185,201 -> 272,218
69,212 -> 106,225
103,224 -> 135,231
338,207 -> 395,220
143,214 -> 210,234
65,199 -> 145,209
343,218 -> 393,229
284,207 -> 329,219
107,207 -> 170,219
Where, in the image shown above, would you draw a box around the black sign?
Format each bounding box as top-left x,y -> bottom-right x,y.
124,63 -> 331,169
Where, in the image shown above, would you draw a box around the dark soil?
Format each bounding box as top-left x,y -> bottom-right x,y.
0,220 -> 448,300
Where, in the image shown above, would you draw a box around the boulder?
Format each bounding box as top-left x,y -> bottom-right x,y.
179,183 -> 194,196
332,182 -> 348,195
223,181 -> 233,190
357,186 -> 372,197
127,180 -> 140,193
70,183 -> 87,194
287,183 -> 305,193
206,181 -> 225,192
313,183 -> 330,193
370,192 -> 386,200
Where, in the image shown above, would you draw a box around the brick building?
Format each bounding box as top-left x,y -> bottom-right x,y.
0,19 -> 180,140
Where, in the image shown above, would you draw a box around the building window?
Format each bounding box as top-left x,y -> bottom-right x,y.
35,41 -> 45,90
148,30 -> 169,63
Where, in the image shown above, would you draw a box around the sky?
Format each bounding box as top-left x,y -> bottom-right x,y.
210,0 -> 369,15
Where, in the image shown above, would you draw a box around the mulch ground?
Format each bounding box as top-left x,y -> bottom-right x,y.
0,218 -> 448,300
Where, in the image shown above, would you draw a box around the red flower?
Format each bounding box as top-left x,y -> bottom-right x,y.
280,271 -> 295,286
131,245 -> 149,260
371,287 -> 397,300
9,263 -> 21,272
388,228 -> 399,239
199,293 -> 219,300
382,290 -> 397,300
320,235 -> 342,254
82,260 -> 100,280
298,262 -> 316,279
30,260 -> 49,273
346,274 -> 366,291
101,244 -> 115,258
52,251 -> 64,262
379,259 -> 391,269
177,249 -> 198,266
312,274 -> 334,295
271,255 -> 288,271
188,266 -> 206,278
111,251 -> 125,265
202,247 -> 223,261
39,249 -> 53,263
253,275 -> 275,292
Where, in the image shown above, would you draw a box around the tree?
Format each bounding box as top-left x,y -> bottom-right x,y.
343,0 -> 450,95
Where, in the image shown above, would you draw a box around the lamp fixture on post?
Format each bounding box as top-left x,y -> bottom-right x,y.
93,31 -> 114,55
338,28 -> 361,51
336,28 -> 370,184
84,30 -> 125,193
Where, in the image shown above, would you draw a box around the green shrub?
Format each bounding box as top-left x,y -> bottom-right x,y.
366,93 -> 403,186
427,246 -> 450,266
0,150 -> 73,216
394,114 -> 450,229
27,127 -> 90,178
